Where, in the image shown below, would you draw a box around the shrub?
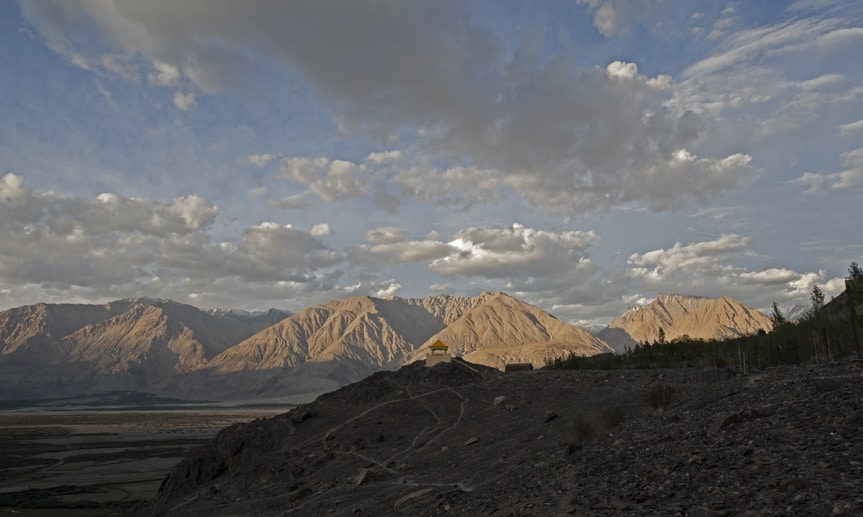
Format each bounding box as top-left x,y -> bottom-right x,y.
598,406 -> 627,429
644,383 -> 675,409
569,413 -> 595,443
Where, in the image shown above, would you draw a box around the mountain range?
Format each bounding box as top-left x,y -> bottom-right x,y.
0,292 -> 770,401
598,293 -> 774,352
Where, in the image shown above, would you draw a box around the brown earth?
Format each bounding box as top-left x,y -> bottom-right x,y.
142,359 -> 863,516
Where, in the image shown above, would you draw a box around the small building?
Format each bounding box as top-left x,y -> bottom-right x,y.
425,340 -> 452,367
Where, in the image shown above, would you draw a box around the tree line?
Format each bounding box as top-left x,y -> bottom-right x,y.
549,262 -> 863,371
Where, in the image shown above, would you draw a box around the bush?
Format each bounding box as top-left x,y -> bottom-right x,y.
644,383 -> 675,409
569,413 -> 595,443
598,406 -> 627,429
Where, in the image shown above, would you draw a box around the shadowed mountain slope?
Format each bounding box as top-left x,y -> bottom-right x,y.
0,299 -> 288,399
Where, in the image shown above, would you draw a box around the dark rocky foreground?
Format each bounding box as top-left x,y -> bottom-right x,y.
140,359 -> 863,516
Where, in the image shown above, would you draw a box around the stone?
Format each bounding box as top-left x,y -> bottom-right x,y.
354,468 -> 374,486
464,437 -> 480,446
544,411 -> 559,423
494,396 -> 506,407
709,412 -> 741,435
393,488 -> 433,510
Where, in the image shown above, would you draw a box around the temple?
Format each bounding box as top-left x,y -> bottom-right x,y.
425,339 -> 451,367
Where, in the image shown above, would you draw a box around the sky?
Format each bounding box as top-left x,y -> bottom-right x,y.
1,0 -> 861,326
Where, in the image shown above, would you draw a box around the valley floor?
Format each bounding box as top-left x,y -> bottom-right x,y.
0,408 -> 285,515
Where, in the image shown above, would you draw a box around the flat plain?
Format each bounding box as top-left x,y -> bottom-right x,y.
0,406 -> 288,515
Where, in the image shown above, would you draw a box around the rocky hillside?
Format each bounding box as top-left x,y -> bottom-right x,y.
175,292 -> 611,400
0,292 -> 775,401
0,299 -> 289,399
143,359 -> 863,516
0,292 -> 609,401
599,294 -> 773,352
406,292 -> 613,369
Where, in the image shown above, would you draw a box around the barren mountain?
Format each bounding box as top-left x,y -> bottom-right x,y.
0,299 -> 285,399
599,294 -> 773,352
176,293 -> 513,400
407,292 -> 613,368
0,300 -> 134,359
206,307 -> 292,333
3,292 -> 772,403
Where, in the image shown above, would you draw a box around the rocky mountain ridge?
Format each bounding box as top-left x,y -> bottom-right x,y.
1,293 -> 770,401
598,293 -> 773,352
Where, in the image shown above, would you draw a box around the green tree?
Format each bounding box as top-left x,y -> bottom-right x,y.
770,301 -> 787,329
810,285 -> 829,361
848,262 -> 862,358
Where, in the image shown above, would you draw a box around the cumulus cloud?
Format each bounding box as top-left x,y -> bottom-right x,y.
0,174 -> 343,310
277,157 -> 367,202
310,223 -> 332,237
18,1 -> 753,215
365,150 -> 403,165
627,233 -> 752,281
430,224 -> 598,278
350,223 -> 600,282
1,173 -> 218,236
624,234 -> 838,309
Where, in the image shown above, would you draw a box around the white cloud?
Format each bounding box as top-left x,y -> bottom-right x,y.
0,173 -> 27,203
624,234 -> 836,308
0,175 -> 343,309
247,153 -> 275,167
393,164 -> 502,209
840,119 -> 863,134
795,146 -> 863,192
365,150 -> 403,165
309,160 -> 366,202
576,0 -> 675,37
277,157 -> 367,202
372,280 -> 402,298
352,240 -> 454,266
310,223 -> 331,236
18,1 -> 752,215
606,61 -> 638,80
429,224 -> 598,278
627,233 -> 752,280
173,90 -> 197,111
364,226 -> 406,244
148,61 -> 180,86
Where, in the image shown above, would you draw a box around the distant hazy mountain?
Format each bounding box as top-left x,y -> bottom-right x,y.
598,294 -> 772,353
0,299 -> 288,399
206,307 -> 293,333
0,292 -> 610,401
782,304 -> 809,322
3,292 -> 773,401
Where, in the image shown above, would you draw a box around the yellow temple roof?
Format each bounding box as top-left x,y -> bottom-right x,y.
429,340 -> 448,349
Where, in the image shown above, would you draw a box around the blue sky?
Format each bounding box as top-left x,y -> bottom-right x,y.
1,0 -> 861,325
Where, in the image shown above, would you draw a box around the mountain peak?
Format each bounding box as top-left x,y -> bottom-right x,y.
599,294 -> 772,352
